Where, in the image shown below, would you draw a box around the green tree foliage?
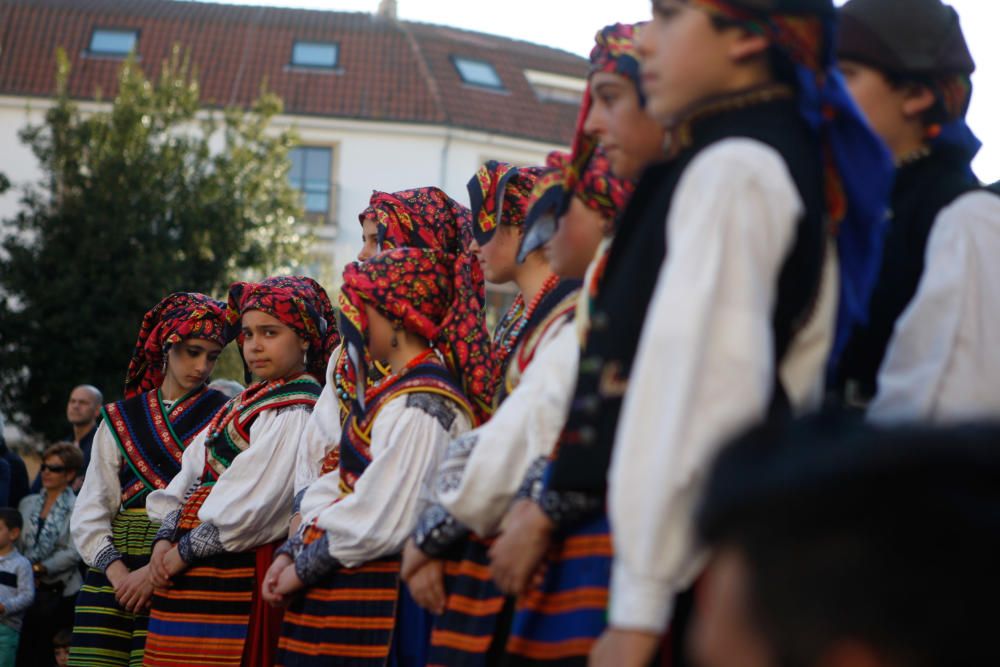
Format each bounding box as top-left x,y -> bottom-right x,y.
0,47 -> 310,438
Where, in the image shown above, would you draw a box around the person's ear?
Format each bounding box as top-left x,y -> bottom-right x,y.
900,84 -> 936,120
729,29 -> 769,62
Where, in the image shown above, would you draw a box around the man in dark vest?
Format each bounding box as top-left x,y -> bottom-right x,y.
29,385 -> 101,494
835,0 -> 1000,423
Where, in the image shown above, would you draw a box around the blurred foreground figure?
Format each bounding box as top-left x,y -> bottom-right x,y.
693,416 -> 1000,667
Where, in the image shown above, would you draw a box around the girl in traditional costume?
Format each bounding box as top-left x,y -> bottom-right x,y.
267,246 -> 491,666
142,277 -> 337,667
70,292 -> 234,667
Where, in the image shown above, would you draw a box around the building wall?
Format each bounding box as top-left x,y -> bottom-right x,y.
277,113 -> 564,278
0,95 -> 565,282
0,97 -> 47,224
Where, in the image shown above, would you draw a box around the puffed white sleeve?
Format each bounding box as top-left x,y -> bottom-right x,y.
175,406 -> 312,563
293,349 -> 343,507
607,139 -> 803,633
292,393 -> 470,583
869,191 -> 1000,424
71,421 -> 125,571
429,321 -> 579,540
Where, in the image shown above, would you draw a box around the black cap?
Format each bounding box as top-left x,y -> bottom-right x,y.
837,0 -> 975,75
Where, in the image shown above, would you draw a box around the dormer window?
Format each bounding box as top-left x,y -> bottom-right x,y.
88,29 -> 138,57
452,56 -> 504,90
524,69 -> 586,105
291,41 -> 339,69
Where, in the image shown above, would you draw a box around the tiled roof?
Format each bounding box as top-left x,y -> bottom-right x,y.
0,0 -> 587,145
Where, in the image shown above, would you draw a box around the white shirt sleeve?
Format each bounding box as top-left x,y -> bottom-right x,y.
869,191 -> 1000,424
304,394 -> 471,568
70,422 -> 123,568
294,349 -> 343,498
437,321 -> 579,536
607,139 -> 804,632
197,406 -> 313,552
145,427 -> 209,523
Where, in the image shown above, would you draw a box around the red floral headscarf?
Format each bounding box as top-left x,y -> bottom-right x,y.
519,146 -> 635,261
467,162 -> 545,246
357,204 -> 378,228
226,276 -> 339,382
367,187 -> 475,254
517,23 -> 642,258
590,22 -> 644,101
549,148 -> 633,222
124,292 -> 233,399
339,247 -> 493,424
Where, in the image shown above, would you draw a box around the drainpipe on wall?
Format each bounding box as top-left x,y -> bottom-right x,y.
439,129 -> 453,191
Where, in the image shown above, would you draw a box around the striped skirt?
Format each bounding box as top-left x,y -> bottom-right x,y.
142,544 -> 282,667
504,514 -> 612,666
276,557 -> 402,666
427,536 -> 508,667
69,508 -> 159,667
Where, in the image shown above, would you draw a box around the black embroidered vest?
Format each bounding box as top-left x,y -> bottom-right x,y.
835,146 -> 979,402
547,96 -> 826,494
103,387 -> 229,509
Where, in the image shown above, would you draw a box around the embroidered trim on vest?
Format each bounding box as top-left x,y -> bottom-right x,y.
103,386 -> 228,508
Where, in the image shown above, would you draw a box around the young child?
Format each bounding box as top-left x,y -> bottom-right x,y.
834,0 -> 1000,422
0,508 -> 33,666
70,292 -> 233,667
490,2 -> 893,665
267,246 -> 491,666
53,628 -> 72,667
143,277 -> 337,667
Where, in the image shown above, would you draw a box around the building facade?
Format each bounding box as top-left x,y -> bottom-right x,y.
0,0 -> 588,272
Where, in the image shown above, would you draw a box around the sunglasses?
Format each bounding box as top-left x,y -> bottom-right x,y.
40,464 -> 69,473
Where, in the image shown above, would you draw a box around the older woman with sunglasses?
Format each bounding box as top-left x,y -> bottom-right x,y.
17,442 -> 83,666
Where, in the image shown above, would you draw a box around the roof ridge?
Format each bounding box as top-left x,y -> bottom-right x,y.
398,18 -> 584,61
15,0 -> 585,59
0,0 -> 587,146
